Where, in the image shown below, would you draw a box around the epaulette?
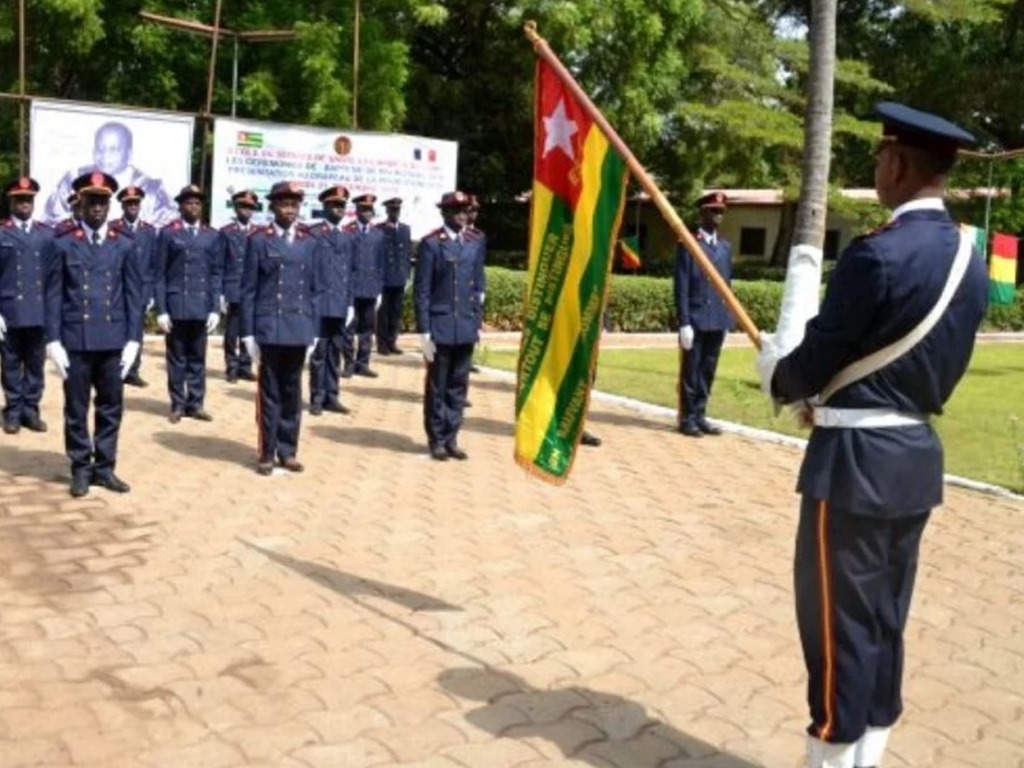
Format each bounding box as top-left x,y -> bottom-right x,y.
295,223 -> 310,240
71,228 -> 85,241
424,227 -> 448,242
855,219 -> 898,242
108,229 -> 120,241
265,224 -> 275,235
56,222 -> 80,238
169,220 -> 183,230
342,222 -> 360,232
3,219 -> 12,229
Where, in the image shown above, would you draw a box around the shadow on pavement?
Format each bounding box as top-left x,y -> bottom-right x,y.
0,445 -> 68,482
152,430 -> 254,466
239,539 -> 461,613
439,667 -> 763,768
469,378 -> 515,393
309,424 -> 424,454
462,415 -> 513,437
125,395 -> 174,418
343,384 -> 422,404
586,409 -> 676,432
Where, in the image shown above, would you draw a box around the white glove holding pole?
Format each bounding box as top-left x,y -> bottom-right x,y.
756,332 -> 781,395
46,341 -> 70,380
205,312 -> 219,334
420,333 -> 435,363
678,325 -> 694,351
0,313 -> 6,342
157,313 -> 172,334
243,336 -> 260,367
774,243 -> 824,357
219,295 -> 228,314
346,305 -> 355,326
305,338 -> 318,365
146,298 -> 155,313
479,292 -> 486,304
120,340 -> 140,380
375,293 -> 382,311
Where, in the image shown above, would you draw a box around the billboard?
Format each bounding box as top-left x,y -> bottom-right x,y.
30,99 -> 195,227
211,118 -> 458,238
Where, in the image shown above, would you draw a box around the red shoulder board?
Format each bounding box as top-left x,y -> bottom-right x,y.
265,225 -> 275,235
342,222 -> 359,232
170,220 -> 183,230
295,224 -> 310,240
108,229 -> 118,240
3,220 -> 12,229
74,229 -> 85,240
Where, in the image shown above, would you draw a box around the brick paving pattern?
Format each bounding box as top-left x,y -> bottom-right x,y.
0,337 -> 1021,767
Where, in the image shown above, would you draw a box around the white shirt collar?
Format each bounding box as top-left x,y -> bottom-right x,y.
889,196 -> 946,222
13,217 -> 31,232
698,227 -> 717,245
444,225 -> 463,241
272,222 -> 295,240
234,217 -> 250,232
82,221 -> 108,242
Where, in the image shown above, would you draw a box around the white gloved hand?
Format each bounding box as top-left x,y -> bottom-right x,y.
678,325 -> 694,350
478,292 -> 486,304
375,293 -> 382,311
420,333 -> 435,363
120,340 -> 140,380
157,313 -> 172,334
243,336 -> 260,367
46,341 -> 70,380
305,338 -> 318,365
756,332 -> 780,395
219,295 -> 228,314
145,298 -> 155,313
206,312 -> 219,334
0,313 -> 6,342
346,305 -> 355,326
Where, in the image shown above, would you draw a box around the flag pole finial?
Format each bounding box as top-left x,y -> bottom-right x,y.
523,20 -> 544,47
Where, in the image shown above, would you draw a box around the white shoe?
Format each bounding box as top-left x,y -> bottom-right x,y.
854,726 -> 891,767
807,736 -> 856,768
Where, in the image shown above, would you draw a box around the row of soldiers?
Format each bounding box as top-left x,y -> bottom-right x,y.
0,173 -> 487,495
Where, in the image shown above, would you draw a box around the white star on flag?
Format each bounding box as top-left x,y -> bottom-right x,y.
542,99 -> 578,160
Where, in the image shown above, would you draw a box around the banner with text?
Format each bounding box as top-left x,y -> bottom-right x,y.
211,118 -> 458,238
30,99 -> 195,227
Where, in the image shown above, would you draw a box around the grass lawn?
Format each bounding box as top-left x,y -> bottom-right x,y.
477,343 -> 1024,494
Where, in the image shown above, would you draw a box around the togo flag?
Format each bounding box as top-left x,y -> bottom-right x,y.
513,58 -> 629,483
989,232 -> 1019,306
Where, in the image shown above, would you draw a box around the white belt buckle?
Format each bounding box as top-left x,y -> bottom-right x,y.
817,407 -> 841,428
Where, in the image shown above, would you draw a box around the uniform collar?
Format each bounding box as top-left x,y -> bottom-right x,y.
889,196 -> 946,222
444,225 -> 464,242
233,217 -> 251,232
698,227 -> 717,245
81,221 -> 109,243
272,221 -> 295,240
11,216 -> 32,233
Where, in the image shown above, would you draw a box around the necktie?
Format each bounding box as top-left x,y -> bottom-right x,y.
21,222 -> 29,234
92,231 -> 101,246
190,226 -> 198,238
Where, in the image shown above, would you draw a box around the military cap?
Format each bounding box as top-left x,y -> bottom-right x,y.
117,185 -> 145,203
72,171 -> 119,198
696,191 -> 728,210
266,181 -> 304,201
231,189 -> 260,209
382,197 -> 402,208
872,101 -> 976,153
4,177 -> 40,198
437,190 -> 472,209
352,193 -> 377,208
319,185 -> 350,204
174,184 -> 203,203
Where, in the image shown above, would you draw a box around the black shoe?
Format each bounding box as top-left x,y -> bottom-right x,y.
3,420 -> 20,435
323,401 -> 351,415
430,445 -> 449,461
237,371 -> 256,382
309,403 -> 323,416
186,409 -> 214,422
70,474 -> 90,498
680,423 -> 704,438
580,431 -> 602,447
226,372 -> 239,384
341,365 -> 354,379
355,368 -> 379,378
464,399 -> 473,408
91,472 -> 130,493
377,346 -> 391,356
169,409 -> 184,424
470,364 -> 481,373
22,417 -> 47,433
390,345 -> 404,355
445,443 -> 468,461
279,456 -> 304,473
696,419 -> 722,436
124,374 -> 148,388
256,461 -> 274,476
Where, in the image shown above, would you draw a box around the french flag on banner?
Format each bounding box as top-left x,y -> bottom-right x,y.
413,147 -> 437,162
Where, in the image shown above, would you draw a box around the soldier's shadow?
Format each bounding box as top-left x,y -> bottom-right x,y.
0,446 -> 68,482
439,666 -> 762,768
152,431 -> 254,467
462,415 -> 513,437
124,395 -> 174,418
343,384 -> 422,404
308,425 -> 424,454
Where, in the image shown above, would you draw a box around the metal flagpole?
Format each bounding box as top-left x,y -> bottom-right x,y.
18,0 -> 26,175
199,0 -> 225,192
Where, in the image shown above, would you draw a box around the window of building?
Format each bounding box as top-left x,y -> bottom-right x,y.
739,227 -> 767,257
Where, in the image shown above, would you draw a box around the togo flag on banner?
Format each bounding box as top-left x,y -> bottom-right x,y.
513,57 -> 628,483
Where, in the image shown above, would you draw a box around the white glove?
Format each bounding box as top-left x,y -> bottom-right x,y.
420,333 -> 435,363
375,293 -> 382,311
145,298 -> 155,313
120,340 -> 140,380
305,338 -> 318,365
206,312 -> 219,334
157,313 -> 172,333
0,313 -> 6,342
46,341 -> 70,380
479,292 -> 486,304
243,336 -> 260,366
346,305 -> 355,326
678,325 -> 694,351
219,295 -> 228,314
756,332 -> 780,395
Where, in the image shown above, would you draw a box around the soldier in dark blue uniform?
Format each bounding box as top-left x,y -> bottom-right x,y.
218,190 -> 259,383
54,192 -> 81,236
341,193 -> 384,377
154,185 -> 222,423
757,104 -> 988,768
674,191 -> 733,437
414,191 -> 485,461
240,181 -> 322,475
0,177 -> 53,433
110,185 -> 157,388
44,172 -> 144,497
309,185 -> 355,415
375,197 -> 412,355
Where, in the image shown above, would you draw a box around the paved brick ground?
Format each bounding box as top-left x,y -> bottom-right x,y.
0,336 -> 1021,767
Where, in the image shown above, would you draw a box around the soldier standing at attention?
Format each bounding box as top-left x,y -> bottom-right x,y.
341,193 -> 384,378
240,181 -> 321,475
44,172 -> 144,497
154,185 -> 222,423
675,191 -> 733,438
465,195 -> 486,380
757,103 -> 988,768
110,185 -> 157,388
0,177 -> 53,434
54,193 -> 82,236
414,191 -> 485,461
309,185 -> 354,415
375,197 -> 412,356
219,190 -> 259,383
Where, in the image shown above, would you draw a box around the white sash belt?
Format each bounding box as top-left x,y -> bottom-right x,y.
813,406 -> 929,429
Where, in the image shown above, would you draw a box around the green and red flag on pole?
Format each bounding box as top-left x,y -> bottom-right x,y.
619,235 -> 641,270
989,232 -> 1019,306
513,48 -> 629,482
